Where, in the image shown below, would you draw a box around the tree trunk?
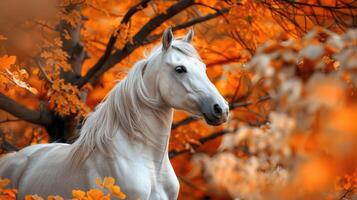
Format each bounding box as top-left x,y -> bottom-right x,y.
45,115 -> 79,143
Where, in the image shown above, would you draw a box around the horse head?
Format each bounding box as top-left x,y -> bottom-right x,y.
144,28 -> 229,126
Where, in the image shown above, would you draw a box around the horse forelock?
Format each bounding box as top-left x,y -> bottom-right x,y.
171,40 -> 201,61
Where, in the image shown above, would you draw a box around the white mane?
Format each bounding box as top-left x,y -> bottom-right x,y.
69,40 -> 200,165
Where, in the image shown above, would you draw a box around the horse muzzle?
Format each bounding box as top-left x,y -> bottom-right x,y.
200,99 -> 229,126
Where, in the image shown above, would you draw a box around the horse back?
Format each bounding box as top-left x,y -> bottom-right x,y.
0,150 -> 29,188
0,143 -> 69,189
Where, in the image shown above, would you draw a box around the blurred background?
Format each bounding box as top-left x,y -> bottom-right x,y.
0,0 -> 356,199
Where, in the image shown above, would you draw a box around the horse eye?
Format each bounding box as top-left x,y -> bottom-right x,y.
175,65 -> 187,73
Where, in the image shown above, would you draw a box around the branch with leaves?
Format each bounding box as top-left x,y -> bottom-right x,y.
144,7 -> 230,44
74,0 -> 197,87
169,95 -> 271,158
72,0 -> 152,86
169,117 -> 269,159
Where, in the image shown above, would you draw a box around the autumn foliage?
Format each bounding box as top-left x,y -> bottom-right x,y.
0,0 -> 356,199
0,177 -> 126,200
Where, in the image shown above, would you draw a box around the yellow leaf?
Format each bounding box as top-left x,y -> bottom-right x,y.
112,185 -> 121,194
47,195 -> 64,200
101,195 -> 111,200
0,35 -> 7,41
0,179 -> 10,188
72,190 -> 86,199
103,177 -> 115,189
25,196 -> 33,200
25,195 -> 44,200
86,189 -> 104,199
6,69 -> 38,95
63,29 -> 71,40
113,192 -> 126,199
111,185 -> 126,199
95,178 -> 103,187
1,188 -> 18,199
0,55 -> 16,69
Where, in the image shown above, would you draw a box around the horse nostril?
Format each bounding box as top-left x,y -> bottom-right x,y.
213,104 -> 222,115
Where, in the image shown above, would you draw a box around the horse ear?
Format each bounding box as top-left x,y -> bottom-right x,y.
162,27 -> 174,51
183,28 -> 194,43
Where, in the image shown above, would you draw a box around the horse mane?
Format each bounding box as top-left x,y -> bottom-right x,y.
69,40 -> 200,165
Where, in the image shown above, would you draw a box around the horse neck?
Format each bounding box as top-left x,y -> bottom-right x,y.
113,59 -> 174,164
70,59 -> 174,166
114,104 -> 173,164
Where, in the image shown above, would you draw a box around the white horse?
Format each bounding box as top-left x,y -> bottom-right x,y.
0,28 -> 229,199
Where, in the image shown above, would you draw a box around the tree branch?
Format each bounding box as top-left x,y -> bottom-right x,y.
171,95 -> 270,130
279,0 -> 357,9
73,0 -> 151,86
122,0 -> 152,23
144,7 -> 230,44
172,116 -> 199,129
169,129 -> 233,158
0,93 -> 53,126
175,7 -> 229,30
0,119 -> 22,124
74,0 -> 195,87
206,56 -> 241,67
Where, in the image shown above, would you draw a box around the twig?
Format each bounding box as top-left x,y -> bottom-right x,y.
37,60 -> 54,84
0,118 -> 22,124
32,20 -> 57,31
178,176 -> 207,192
280,0 -> 357,9
230,76 -> 242,104
339,187 -> 356,200
171,116 -> 199,129
57,0 -> 86,8
230,95 -> 270,109
0,130 -> 19,152
206,56 -> 241,67
1,140 -> 18,152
